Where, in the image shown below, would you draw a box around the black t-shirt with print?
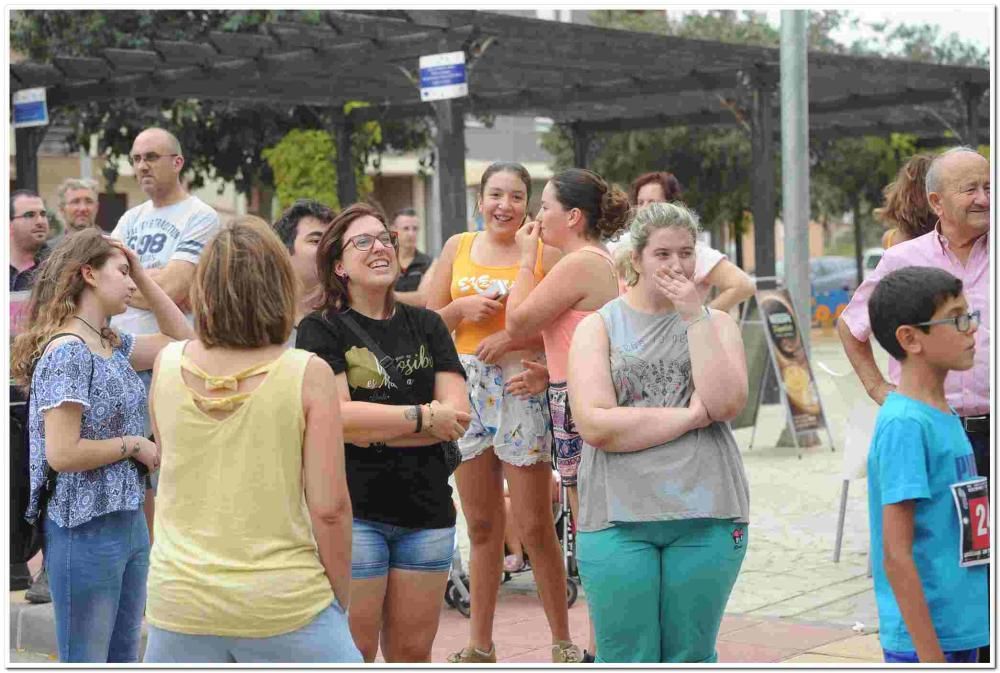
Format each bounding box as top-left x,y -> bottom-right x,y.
296,303 -> 466,529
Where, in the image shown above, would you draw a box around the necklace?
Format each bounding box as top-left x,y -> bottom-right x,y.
72,315 -> 110,348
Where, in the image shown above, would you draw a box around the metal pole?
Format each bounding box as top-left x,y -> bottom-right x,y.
780,9 -> 812,356
432,98 -> 469,244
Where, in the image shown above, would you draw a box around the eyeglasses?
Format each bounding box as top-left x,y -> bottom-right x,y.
344,231 -> 398,252
128,152 -> 179,167
12,210 -> 48,220
911,310 -> 981,333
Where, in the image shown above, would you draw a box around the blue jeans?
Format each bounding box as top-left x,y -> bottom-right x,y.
351,518 -> 455,579
45,508 -> 150,662
143,602 -> 363,663
883,648 -> 978,663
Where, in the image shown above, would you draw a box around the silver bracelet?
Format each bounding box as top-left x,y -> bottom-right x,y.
685,305 -> 711,328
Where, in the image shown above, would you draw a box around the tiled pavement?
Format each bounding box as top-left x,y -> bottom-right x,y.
424,582 -> 883,665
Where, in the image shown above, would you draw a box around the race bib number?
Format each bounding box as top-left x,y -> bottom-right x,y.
950,477 -> 990,568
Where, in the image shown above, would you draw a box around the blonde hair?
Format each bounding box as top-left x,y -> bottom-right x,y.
190,215 -> 296,349
11,229 -> 122,390
622,202 -> 701,287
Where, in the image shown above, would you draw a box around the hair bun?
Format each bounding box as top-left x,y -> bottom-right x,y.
596,186 -> 632,239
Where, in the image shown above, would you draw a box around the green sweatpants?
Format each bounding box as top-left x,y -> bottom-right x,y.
576,518 -> 748,663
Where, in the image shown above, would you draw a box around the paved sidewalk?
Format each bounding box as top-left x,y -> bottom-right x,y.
9,332 -> 889,663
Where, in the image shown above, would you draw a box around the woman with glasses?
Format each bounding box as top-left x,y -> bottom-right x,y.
296,204 -> 472,663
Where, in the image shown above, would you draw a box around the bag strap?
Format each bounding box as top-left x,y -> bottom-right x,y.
335,311 -> 405,389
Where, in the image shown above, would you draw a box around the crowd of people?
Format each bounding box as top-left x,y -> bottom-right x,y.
8,125 -> 990,664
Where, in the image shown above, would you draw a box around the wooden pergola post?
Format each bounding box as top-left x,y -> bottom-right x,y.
569,122 -> 591,169
332,112 -> 358,208
749,66 -> 779,287
433,98 -> 468,242
14,126 -> 46,193
957,81 -> 986,148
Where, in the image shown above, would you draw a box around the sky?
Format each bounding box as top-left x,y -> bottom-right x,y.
666,7 -> 993,54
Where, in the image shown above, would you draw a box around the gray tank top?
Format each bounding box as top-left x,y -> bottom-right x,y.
577,296 -> 751,532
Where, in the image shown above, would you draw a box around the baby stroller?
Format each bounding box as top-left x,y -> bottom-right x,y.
445,472 -> 579,618
501,473 -> 579,605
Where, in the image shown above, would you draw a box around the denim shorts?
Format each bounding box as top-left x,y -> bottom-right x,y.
143,602 -> 362,663
548,380 -> 583,486
458,354 -> 552,467
351,518 -> 455,579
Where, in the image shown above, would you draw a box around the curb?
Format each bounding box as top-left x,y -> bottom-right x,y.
10,601 -> 57,656
9,599 -> 148,659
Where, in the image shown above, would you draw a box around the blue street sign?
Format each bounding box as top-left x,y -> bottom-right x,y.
13,88 -> 49,128
419,52 -> 468,102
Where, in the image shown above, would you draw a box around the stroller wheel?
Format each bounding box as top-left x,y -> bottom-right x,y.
566,578 -> 578,608
444,579 -> 456,607
449,585 -> 471,618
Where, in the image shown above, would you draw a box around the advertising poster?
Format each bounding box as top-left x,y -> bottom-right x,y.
757,288 -> 826,436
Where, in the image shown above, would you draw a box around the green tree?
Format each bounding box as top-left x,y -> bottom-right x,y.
10,10 -> 430,209
263,113 -> 382,211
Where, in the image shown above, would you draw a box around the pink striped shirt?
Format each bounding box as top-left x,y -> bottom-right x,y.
840,227 -> 990,416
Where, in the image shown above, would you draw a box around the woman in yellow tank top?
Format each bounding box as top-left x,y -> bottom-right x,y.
425,162 -> 584,663
143,217 -> 361,664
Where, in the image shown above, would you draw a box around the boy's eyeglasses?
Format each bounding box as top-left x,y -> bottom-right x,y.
911,310 -> 981,334
344,231 -> 398,252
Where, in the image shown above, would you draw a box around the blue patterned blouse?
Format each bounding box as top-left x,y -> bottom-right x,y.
25,332 -> 148,528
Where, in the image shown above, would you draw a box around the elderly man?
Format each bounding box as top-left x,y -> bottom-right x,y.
9,190 -> 51,291
272,199 -> 335,330
111,127 -> 220,542
57,178 -> 100,234
838,148 -> 990,662
839,147 -> 989,467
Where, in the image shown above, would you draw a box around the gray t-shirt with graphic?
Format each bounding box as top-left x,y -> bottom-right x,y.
578,296 -> 751,532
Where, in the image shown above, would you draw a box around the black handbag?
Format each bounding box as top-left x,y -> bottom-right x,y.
335,311 -> 464,474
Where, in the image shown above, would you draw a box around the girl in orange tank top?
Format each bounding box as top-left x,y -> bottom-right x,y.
425,162 -> 584,664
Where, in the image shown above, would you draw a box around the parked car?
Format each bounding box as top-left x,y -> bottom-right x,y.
862,247 -> 883,279
774,256 -> 860,325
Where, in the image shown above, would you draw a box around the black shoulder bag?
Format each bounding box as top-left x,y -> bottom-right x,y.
336,310 -> 463,474
23,333 -> 95,553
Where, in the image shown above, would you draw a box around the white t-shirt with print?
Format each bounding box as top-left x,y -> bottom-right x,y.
110,195 -> 220,335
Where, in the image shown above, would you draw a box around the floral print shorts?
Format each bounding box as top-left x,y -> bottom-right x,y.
457,354 -> 552,467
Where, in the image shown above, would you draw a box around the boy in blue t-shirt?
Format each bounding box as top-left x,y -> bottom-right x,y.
865,266 -> 988,663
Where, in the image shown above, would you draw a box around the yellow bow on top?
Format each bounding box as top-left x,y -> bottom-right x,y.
203,375 -> 240,392
192,392 -> 252,412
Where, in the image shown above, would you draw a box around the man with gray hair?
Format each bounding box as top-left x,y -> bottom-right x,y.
57,177 -> 100,234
